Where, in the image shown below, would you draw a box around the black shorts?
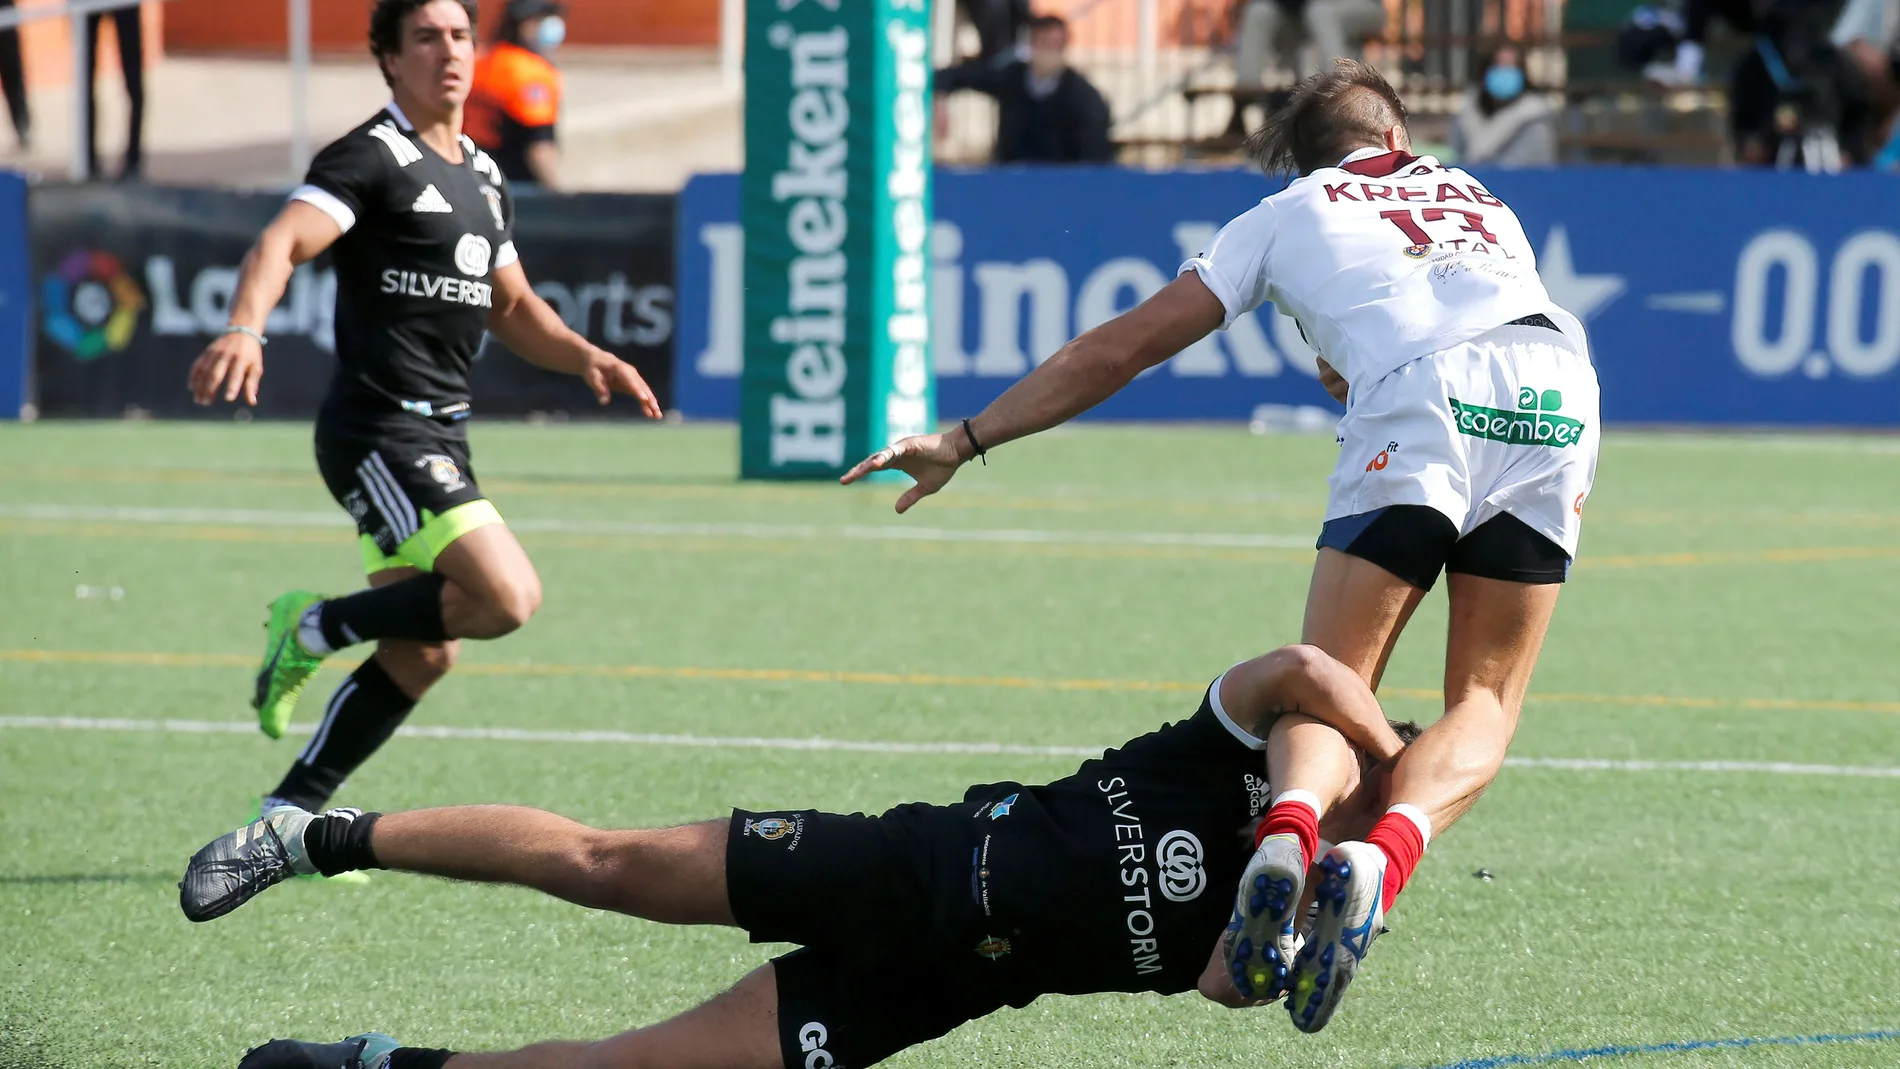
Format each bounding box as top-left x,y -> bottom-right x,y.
1317,504 -> 1569,591
313,416 -> 496,575
727,807 -> 1039,1069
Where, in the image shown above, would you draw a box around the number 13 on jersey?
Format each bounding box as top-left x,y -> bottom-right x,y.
1381,208 -> 1505,250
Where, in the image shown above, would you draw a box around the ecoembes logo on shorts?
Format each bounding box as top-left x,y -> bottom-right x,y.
1449,387 -> 1585,447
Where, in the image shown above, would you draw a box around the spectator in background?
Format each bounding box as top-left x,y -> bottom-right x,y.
1830,0 -> 1900,160
1231,0 -> 1387,92
957,0 -> 1033,66
935,15 -> 1114,164
1728,0 -> 1851,168
80,2 -> 143,179
0,0 -> 28,152
1649,0 -> 1755,86
467,0 -> 564,190
1450,44 -> 1557,166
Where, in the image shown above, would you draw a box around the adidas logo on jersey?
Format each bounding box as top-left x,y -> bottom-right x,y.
412,185 -> 454,214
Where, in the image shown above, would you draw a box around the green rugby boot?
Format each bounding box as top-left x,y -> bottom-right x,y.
253,591 -> 326,739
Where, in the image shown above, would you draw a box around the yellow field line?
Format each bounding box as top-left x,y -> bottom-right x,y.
4,648 -> 1897,716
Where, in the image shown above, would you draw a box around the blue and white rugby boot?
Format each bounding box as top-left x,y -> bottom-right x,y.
1222,832 -> 1306,1001
237,1033 -> 400,1069
1286,840 -> 1387,1033
180,805 -> 362,922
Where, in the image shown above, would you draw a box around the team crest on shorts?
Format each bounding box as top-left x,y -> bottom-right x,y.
342,490 -> 371,523
417,453 -> 467,492
744,816 -> 803,847
973,935 -> 1012,960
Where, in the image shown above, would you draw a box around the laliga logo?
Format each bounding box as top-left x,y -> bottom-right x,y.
42,249 -> 145,360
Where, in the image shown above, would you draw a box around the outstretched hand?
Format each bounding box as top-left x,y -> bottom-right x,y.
582,352 -> 663,419
839,432 -> 967,513
188,332 -> 265,406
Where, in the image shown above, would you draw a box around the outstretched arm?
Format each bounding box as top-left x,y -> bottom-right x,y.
1219,644 -> 1406,765
840,273 -> 1225,510
186,201 -> 341,406
487,262 -> 663,417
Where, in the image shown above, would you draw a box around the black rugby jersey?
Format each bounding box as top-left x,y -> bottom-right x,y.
961,679 -> 1272,998
292,103 -> 518,428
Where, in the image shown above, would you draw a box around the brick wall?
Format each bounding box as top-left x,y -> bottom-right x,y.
162,0 -> 719,53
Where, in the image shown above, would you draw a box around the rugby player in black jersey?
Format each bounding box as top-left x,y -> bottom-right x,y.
186,0 -> 661,836
180,645 -> 1419,1069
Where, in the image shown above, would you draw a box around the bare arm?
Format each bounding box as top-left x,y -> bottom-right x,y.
524,140 -> 561,191
186,201 -> 341,405
967,273 -> 1224,449
486,260 -> 662,417
1219,644 -> 1405,765
840,273 -> 1225,510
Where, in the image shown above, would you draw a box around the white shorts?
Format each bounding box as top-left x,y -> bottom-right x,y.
1325,323 -> 1601,558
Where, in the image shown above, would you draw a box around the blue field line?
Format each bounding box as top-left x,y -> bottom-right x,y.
1411,1029 -> 1900,1069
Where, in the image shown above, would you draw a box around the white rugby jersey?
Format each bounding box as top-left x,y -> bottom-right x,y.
1181,147 -> 1585,389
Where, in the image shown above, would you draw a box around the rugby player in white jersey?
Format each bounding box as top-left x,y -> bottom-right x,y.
843,59 -> 1600,1033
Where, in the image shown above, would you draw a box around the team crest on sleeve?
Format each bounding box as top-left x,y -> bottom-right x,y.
416,453 -> 467,492
973,935 -> 1012,960
743,815 -> 805,848
480,185 -> 506,232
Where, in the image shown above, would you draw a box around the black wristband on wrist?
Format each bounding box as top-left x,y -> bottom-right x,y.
387,1048 -> 457,1069
961,418 -> 987,465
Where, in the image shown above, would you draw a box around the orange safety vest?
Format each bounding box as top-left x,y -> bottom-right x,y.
466,41 -> 561,183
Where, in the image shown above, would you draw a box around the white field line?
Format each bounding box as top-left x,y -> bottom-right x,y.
4,715 -> 1898,778
0,503 -> 1312,550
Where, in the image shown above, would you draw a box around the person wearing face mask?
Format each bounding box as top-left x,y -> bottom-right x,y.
935,14 -> 1115,164
467,0 -> 566,190
1450,45 -> 1556,166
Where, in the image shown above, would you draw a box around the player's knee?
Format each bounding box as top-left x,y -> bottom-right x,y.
415,639 -> 461,679
1275,642 -> 1333,677
488,574 -> 543,633
376,639 -> 459,696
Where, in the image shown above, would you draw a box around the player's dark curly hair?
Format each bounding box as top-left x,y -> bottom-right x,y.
369,0 -> 480,87
1245,58 -> 1410,177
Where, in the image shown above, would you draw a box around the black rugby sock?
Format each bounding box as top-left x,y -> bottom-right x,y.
269,658 -> 417,811
387,1048 -> 457,1069
304,810 -> 384,876
317,573 -> 449,648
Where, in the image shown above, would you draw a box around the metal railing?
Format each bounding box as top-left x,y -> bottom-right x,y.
0,0 -> 330,181
0,0 -> 174,180
932,0 -> 1577,162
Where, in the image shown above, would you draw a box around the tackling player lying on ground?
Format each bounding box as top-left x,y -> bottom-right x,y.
842,58 -> 1600,1029
181,645 -> 1419,1069
185,0 -> 661,848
